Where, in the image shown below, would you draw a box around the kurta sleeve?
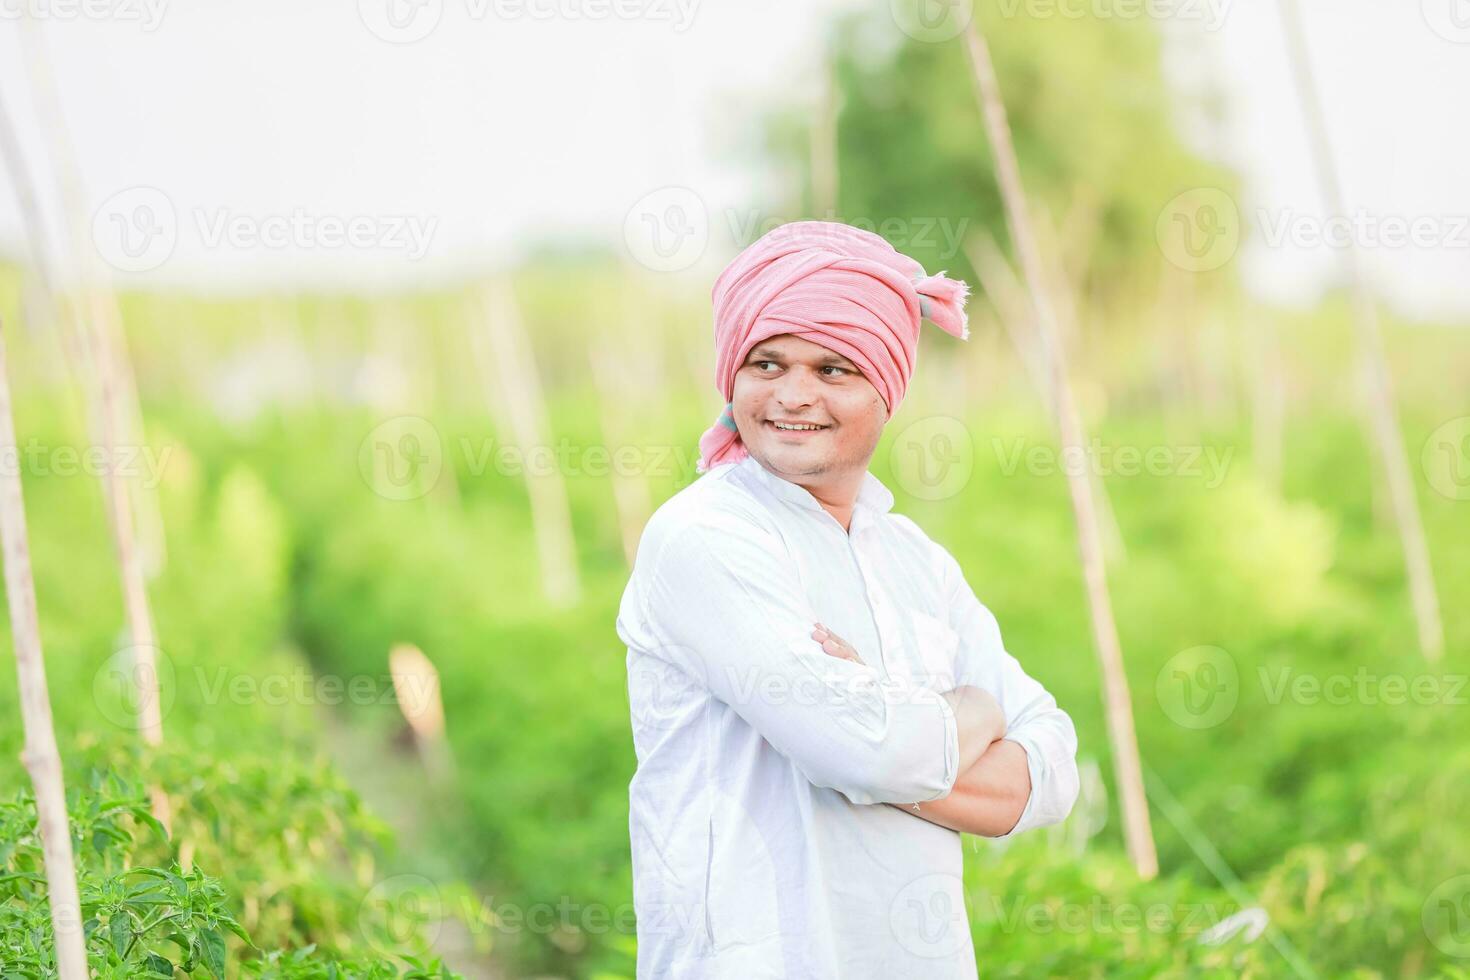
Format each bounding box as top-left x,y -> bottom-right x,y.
936,544 -> 1080,837
640,510 -> 960,806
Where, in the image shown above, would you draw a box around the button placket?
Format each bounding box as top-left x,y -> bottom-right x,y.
842,533 -> 889,679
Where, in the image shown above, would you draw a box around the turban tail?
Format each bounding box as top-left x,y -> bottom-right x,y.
695,221 -> 973,474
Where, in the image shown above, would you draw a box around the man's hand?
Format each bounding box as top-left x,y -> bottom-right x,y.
812,622 -> 1004,770
810,621 -> 1031,831
811,623 -> 864,664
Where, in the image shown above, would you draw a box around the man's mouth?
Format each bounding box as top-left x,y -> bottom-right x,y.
766,419 -> 831,436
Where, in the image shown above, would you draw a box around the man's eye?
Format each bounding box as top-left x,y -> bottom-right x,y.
750,361 -> 846,376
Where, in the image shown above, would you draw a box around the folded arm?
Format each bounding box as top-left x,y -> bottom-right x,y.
895,737 -> 1032,836
883,544 -> 1080,838
637,510 -> 974,805
815,621 -> 1032,835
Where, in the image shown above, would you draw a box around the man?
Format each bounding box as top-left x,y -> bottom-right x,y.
615,221 -> 1079,978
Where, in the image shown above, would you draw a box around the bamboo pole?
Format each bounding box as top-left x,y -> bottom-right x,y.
810,42 -> 840,217
587,329 -> 654,568
1277,0 -> 1443,661
81,289 -> 168,764
1024,215 -> 1128,564
0,89 -> 58,338
388,642 -> 455,786
0,62 -> 170,826
0,87 -> 91,426
468,279 -> 581,607
1245,309 -> 1286,490
0,83 -> 168,752
361,302 -> 462,509
962,17 -> 1158,878
967,233 -> 1128,565
1155,263 -> 1201,448
0,319 -> 89,980
969,235 -> 1047,390
17,24 -> 169,582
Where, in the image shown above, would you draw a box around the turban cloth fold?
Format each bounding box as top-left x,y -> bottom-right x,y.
695,220 -> 973,474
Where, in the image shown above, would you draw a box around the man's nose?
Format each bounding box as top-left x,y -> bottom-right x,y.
774,366 -> 820,406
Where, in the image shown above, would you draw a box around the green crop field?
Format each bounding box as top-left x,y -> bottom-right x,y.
1,3 -> 1467,977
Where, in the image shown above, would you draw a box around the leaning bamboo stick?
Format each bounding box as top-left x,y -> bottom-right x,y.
0,87 -> 91,431
962,17 -> 1158,879
1277,0 -> 1443,661
361,302 -> 462,509
469,279 -> 581,607
0,83 -> 169,772
967,233 -> 1127,566
587,328 -> 655,568
0,88 -> 59,339
81,289 -> 167,760
389,643 -> 455,787
13,25 -> 169,656
810,43 -> 841,217
0,319 -> 89,980
17,24 -> 169,581
1244,309 -> 1286,490
1024,217 -> 1129,565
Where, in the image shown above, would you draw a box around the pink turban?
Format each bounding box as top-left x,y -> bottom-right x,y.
695,220 -> 972,474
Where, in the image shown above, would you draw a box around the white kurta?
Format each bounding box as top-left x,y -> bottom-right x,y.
616,453 -> 1080,978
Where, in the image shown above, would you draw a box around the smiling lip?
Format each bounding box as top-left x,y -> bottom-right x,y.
766,420 -> 830,437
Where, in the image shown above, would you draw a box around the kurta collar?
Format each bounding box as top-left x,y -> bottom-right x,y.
736,454 -> 895,521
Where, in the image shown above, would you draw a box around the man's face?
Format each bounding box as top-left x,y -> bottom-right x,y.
730,333 -> 888,484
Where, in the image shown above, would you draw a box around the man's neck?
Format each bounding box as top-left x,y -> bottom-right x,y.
791,473 -> 864,533
748,455 -> 869,532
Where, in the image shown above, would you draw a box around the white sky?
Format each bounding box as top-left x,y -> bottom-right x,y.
0,0 -> 1466,321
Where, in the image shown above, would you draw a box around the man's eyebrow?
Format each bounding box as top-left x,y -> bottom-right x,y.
747,347 -> 855,367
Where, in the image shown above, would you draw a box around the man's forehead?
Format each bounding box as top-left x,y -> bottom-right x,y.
746,337 -> 855,366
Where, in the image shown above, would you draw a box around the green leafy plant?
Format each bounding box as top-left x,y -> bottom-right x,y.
0,779 -> 462,979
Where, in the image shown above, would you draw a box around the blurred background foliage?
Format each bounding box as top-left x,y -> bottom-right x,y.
1,3 -> 1468,978
761,0 -> 1236,306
